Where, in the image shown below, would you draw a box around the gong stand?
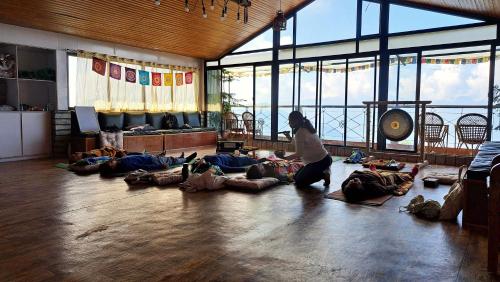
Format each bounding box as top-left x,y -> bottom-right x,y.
362,100 -> 432,162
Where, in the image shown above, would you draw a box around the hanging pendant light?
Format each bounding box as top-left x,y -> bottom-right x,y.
202,0 -> 207,18
273,0 -> 286,31
210,0 -> 215,10
184,0 -> 190,12
182,0 -> 250,23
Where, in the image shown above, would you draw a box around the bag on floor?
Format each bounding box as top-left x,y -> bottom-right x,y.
400,195 -> 441,221
439,166 -> 466,221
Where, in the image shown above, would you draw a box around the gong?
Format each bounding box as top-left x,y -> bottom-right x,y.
378,109 -> 414,142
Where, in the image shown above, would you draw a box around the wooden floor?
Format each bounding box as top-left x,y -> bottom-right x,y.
0,147 -> 497,281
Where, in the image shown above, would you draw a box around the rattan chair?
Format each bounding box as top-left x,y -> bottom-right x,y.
223,112 -> 245,139
455,113 -> 488,151
423,112 -> 448,152
241,111 -> 263,140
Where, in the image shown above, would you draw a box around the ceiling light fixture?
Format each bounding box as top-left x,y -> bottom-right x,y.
154,0 -> 161,6
183,0 -> 250,24
273,0 -> 286,31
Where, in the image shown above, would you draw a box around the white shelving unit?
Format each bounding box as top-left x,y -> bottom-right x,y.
0,43 -> 56,161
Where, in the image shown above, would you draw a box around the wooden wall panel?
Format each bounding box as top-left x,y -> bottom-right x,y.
0,0 -> 309,59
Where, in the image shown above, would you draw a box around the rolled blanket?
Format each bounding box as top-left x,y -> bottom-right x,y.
151,171 -> 184,186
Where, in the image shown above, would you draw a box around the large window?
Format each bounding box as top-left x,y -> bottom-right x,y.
361,1 -> 380,36
296,0 -> 357,45
299,61 -> 318,128
346,57 -> 376,145
255,66 -> 272,140
278,64 -> 296,140
320,59 -> 346,144
234,28 -> 273,53
222,66 -> 253,117
494,47 -> 500,141
389,4 -> 480,34
206,69 -> 222,130
421,48 -> 491,147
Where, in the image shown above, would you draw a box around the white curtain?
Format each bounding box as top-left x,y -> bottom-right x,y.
172,70 -> 198,112
73,54 -> 198,112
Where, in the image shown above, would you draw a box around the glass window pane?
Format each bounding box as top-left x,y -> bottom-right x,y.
346,57 -> 376,146
362,1 -> 380,35
207,69 -> 222,130
421,49 -> 491,148
494,47 -> 500,142
299,62 -> 318,128
255,65 -> 272,140
280,17 -> 294,46
278,64 -> 296,140
389,4 -> 480,34
296,0 -> 357,45
387,53 -> 418,151
320,59 -> 346,144
233,28 -> 273,53
222,66 -> 253,137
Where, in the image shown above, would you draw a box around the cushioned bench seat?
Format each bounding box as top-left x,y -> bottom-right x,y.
467,142 -> 500,180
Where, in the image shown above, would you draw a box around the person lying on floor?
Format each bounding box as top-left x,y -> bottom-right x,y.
195,154 -> 259,173
69,146 -> 128,163
99,152 -> 197,175
246,159 -> 304,183
341,166 -> 419,202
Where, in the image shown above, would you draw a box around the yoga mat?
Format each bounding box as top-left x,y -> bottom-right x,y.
325,189 -> 393,206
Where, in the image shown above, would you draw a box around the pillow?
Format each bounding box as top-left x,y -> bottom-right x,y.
124,113 -> 146,128
173,112 -> 185,127
422,172 -> 458,185
225,176 -> 279,191
99,131 -> 124,149
98,112 -> 124,130
183,112 -> 201,128
146,113 -> 165,130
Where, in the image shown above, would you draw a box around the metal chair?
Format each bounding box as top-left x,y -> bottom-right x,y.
423,112 -> 448,152
455,113 -> 488,152
222,112 -> 245,139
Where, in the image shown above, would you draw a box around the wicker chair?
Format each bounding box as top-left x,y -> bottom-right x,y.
455,113 -> 488,151
241,111 -> 263,140
223,112 -> 245,139
423,112 -> 448,152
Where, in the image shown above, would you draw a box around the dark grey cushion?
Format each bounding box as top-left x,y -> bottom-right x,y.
173,112 -> 185,126
146,113 -> 165,130
183,112 -> 201,128
98,112 -> 124,130
124,113 -> 146,128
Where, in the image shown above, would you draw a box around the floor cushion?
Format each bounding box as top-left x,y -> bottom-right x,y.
100,131 -> 124,149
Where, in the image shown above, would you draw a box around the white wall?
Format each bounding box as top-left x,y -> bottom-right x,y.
0,23 -> 203,110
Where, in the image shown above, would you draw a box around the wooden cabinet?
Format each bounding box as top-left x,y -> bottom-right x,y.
0,112 -> 52,160
0,112 -> 22,158
164,131 -> 217,150
21,112 -> 52,156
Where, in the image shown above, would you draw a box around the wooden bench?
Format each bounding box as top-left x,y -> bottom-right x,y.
487,155 -> 500,273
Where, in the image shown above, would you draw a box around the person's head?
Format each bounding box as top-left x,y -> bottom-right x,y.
246,163 -> 266,179
288,111 -> 316,134
99,158 -> 119,175
345,177 -> 363,191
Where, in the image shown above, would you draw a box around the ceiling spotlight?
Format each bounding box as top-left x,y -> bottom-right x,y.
184,0 -> 190,12
210,0 -> 215,10
154,0 -> 160,6
220,9 -> 226,21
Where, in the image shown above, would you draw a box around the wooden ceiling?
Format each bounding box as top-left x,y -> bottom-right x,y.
0,0 -> 309,59
0,0 -> 498,60
401,0 -> 500,20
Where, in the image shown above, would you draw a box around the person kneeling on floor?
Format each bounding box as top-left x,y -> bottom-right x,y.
99,152 -> 197,175
341,166 -> 419,202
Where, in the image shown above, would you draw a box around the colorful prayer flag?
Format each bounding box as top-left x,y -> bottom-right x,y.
125,67 -> 136,83
139,70 -> 150,85
164,73 -> 173,86
185,72 -> 193,84
92,57 -> 106,76
152,72 -> 162,86
109,63 -> 121,80
175,73 -> 184,86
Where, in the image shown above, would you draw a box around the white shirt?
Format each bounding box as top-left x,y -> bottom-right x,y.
294,128 -> 328,164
